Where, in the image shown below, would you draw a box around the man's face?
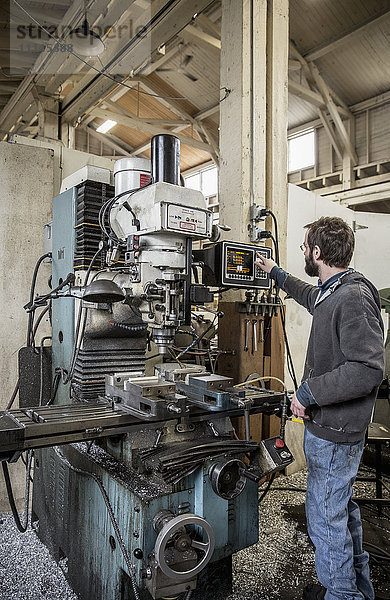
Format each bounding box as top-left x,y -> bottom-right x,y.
303,231 -> 319,278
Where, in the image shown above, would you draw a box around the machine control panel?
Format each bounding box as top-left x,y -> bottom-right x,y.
223,242 -> 271,288
257,437 -> 294,475
194,241 -> 272,289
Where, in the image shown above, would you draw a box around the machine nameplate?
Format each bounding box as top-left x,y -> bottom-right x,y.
163,203 -> 211,237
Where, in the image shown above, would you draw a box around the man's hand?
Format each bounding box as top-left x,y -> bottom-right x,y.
255,252 -> 277,274
290,393 -> 310,420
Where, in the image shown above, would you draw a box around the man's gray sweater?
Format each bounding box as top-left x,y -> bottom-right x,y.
274,269 -> 385,443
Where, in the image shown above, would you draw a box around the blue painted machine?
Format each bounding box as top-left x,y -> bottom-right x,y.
1,134 -> 292,600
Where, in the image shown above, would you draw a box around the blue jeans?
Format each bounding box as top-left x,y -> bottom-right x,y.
304,427 -> 374,600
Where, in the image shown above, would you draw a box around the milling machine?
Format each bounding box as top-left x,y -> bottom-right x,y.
0,134 -> 293,600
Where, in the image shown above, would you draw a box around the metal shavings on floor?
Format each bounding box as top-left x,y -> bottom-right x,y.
0,514 -> 78,600
227,469 -> 313,600
227,469 -> 390,600
0,468 -> 389,600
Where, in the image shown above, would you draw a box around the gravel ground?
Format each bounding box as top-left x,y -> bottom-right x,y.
0,468 -> 389,600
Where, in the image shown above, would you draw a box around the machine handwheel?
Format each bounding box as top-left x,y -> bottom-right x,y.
154,513 -> 215,581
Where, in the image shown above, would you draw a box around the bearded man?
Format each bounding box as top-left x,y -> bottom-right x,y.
255,216 -> 384,600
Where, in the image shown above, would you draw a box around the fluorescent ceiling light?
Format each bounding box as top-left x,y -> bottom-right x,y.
96,120 -> 117,134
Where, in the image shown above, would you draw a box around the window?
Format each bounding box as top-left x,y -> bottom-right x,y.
288,130 -> 315,173
201,167 -> 218,197
185,172 -> 201,191
184,165 -> 218,197
184,165 -> 219,227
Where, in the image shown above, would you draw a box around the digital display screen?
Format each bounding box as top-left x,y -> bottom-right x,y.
226,247 -> 253,277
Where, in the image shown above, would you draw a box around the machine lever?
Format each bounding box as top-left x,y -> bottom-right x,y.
207,421 -> 220,437
240,469 -> 262,483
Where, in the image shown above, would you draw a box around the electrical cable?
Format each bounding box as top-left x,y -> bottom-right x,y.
280,303 -> 298,390
30,303 -> 51,348
269,486 -> 307,493
47,370 -> 62,405
53,447 -> 140,600
11,0 -> 231,104
260,210 -> 298,390
65,245 -> 103,384
2,450 -> 33,533
234,375 -> 287,391
39,336 -> 52,405
258,472 -> 276,504
26,272 -> 75,312
26,252 -> 52,346
269,233 -> 280,268
175,315 -> 217,360
363,542 -> 390,559
6,379 -> 20,410
267,210 -> 280,265
98,184 -> 152,244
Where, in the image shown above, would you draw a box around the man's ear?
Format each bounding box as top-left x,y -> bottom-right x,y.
313,245 -> 321,260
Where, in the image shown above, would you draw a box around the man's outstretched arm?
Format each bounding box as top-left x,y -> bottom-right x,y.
255,253 -> 318,313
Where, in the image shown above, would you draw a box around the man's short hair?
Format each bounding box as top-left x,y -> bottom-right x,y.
304,216 -> 355,268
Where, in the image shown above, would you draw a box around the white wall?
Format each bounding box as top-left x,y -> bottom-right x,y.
286,185 -> 390,389
285,184 -> 353,389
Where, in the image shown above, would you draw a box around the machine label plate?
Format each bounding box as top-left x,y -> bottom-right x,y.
165,203 -> 210,236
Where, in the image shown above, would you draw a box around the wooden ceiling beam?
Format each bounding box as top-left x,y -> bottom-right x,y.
181,25 -> 221,50
93,107 -> 212,153
136,74 -> 210,146
308,62 -> 357,164
101,99 -> 190,127
193,102 -> 219,121
134,43 -> 182,77
304,9 -> 390,62
288,79 -> 326,109
195,14 -> 221,39
85,125 -> 134,155
289,41 -> 357,164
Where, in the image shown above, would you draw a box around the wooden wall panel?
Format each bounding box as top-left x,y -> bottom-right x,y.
218,302 -> 285,443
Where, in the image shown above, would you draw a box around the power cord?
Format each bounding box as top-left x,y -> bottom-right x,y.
260,211 -> 298,391
2,450 -> 34,533
26,252 -> 52,346
175,314 -> 218,360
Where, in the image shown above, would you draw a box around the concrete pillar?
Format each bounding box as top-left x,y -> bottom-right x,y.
265,0 -> 289,265
218,0 -> 289,442
342,118 -> 355,190
0,141 -> 54,511
36,97 -> 59,141
219,0 -> 289,265
61,122 -> 76,149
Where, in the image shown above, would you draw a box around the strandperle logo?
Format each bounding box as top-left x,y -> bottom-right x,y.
8,11 -> 152,75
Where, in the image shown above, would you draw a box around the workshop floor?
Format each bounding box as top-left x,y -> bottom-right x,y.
0,467 -> 389,600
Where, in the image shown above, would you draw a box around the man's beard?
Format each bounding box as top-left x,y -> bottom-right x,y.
304,252 -> 319,277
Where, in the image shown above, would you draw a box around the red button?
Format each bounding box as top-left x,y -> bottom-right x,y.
275,438 -> 284,448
